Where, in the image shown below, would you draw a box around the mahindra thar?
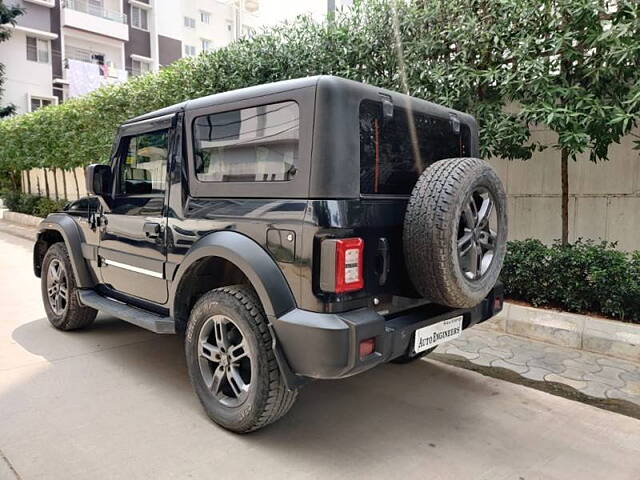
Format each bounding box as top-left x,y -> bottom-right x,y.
34,76 -> 507,433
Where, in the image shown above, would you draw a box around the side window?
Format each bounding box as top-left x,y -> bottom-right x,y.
193,101 -> 299,183
118,130 -> 169,196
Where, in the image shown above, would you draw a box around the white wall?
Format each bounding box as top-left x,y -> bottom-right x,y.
489,127 -> 640,251
0,29 -> 55,114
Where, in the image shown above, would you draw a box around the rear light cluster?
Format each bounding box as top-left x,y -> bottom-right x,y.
319,237 -> 364,293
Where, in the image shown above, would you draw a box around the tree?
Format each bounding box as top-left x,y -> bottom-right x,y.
507,0 -> 640,244
0,2 -> 24,118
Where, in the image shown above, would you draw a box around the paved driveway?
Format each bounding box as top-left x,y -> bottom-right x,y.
1,231 -> 639,480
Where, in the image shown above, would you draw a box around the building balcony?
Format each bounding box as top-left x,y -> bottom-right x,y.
64,56 -> 128,98
62,0 -> 129,41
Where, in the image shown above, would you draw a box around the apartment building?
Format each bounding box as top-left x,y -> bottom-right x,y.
0,0 -> 262,115
180,0 -> 259,58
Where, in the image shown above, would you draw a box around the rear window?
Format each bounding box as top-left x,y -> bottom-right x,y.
359,99 -> 471,195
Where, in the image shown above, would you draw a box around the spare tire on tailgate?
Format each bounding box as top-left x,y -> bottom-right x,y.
403,158 -> 507,308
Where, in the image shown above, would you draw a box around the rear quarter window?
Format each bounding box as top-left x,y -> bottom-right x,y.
359,99 -> 471,195
193,101 -> 299,183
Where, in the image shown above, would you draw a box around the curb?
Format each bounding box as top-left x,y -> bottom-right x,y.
1,211 -> 43,227
484,302 -> 640,364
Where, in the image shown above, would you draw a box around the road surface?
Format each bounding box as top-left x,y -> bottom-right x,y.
0,231 -> 638,479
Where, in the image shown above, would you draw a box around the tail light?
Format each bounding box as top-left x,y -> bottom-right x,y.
320,237 -> 364,293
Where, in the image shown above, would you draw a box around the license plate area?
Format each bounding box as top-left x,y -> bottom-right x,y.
413,315 -> 463,353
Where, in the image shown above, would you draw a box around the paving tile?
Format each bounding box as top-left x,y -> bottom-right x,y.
595,356 -> 639,373
490,358 -> 529,374
577,381 -> 611,399
438,344 -> 480,361
478,346 -> 514,359
584,366 -> 627,388
471,351 -> 501,367
520,367 -> 549,382
605,388 -> 640,406
544,373 -> 588,391
558,367 -> 588,381
619,370 -> 640,383
619,384 -> 640,400
563,357 -> 603,374
526,357 -> 567,374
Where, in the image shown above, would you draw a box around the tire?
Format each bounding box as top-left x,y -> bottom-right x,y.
404,158 -> 507,308
391,347 -> 436,364
185,285 -> 297,433
41,242 -> 97,331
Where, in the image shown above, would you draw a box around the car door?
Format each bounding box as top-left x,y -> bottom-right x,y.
97,123 -> 172,304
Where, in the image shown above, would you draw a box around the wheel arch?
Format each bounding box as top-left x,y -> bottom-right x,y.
170,231 -> 297,330
34,214 -> 96,288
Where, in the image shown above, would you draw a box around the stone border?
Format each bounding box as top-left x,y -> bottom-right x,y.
0,211 -> 43,226
484,302 -> 640,364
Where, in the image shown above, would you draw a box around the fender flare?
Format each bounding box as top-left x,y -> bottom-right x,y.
169,230 -> 297,320
35,213 -> 96,288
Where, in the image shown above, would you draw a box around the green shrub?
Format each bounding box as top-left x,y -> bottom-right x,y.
0,191 -> 67,218
501,240 -> 640,323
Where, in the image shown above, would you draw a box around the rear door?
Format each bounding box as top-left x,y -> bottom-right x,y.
357,99 -> 474,297
97,116 -> 175,304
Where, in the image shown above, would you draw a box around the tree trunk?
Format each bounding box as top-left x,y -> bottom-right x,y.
62,169 -> 68,200
36,176 -> 41,196
9,171 -> 20,192
52,168 -> 59,200
43,168 -> 50,198
26,170 -> 31,195
561,148 -> 569,245
72,168 -> 80,199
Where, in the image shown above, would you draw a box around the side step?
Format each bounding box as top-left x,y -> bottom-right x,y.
78,290 -> 175,334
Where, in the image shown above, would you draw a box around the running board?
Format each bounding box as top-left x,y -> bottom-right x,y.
77,290 -> 175,334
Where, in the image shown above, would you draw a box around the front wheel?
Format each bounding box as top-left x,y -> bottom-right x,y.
41,242 -> 97,331
185,285 -> 297,433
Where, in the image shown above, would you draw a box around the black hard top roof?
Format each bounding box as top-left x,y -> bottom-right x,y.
122,75 -> 474,127
123,76 -> 324,125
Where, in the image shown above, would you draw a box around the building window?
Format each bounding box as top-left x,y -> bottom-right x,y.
241,25 -> 253,38
184,44 -> 196,57
184,16 -> 195,28
26,36 -> 50,63
200,11 -> 211,24
131,5 -> 149,31
30,96 -> 54,112
201,39 -> 212,51
87,0 -> 104,16
131,59 -> 151,76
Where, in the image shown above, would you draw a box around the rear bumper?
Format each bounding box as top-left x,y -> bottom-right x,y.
272,284 -> 504,380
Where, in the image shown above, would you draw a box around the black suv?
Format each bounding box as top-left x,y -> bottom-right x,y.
34,76 -> 507,433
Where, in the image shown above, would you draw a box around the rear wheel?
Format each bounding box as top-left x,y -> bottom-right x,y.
185,285 -> 297,433
41,242 -> 97,331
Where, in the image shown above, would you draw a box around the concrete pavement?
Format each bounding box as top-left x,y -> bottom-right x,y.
1,230 -> 639,479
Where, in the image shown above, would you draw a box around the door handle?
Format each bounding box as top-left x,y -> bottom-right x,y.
143,222 -> 161,238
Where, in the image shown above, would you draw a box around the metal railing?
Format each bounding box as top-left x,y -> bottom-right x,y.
63,0 -> 127,24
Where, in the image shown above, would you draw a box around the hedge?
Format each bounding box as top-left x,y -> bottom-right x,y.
501,239 -> 640,323
0,0 -> 562,175
1,190 -> 67,218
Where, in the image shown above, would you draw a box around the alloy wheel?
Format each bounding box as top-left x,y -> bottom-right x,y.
198,314 -> 253,407
47,259 -> 69,316
457,187 -> 499,280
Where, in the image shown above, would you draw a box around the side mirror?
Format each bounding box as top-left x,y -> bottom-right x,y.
85,164 -> 112,197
